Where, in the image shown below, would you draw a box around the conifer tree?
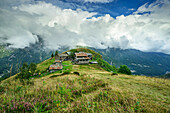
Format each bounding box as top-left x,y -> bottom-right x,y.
55,50 -> 58,57
55,50 -> 59,60
29,63 -> 36,75
51,53 -> 54,58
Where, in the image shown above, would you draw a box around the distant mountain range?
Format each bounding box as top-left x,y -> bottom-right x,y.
91,47 -> 170,76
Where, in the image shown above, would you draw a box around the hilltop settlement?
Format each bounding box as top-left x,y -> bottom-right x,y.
49,52 -> 96,72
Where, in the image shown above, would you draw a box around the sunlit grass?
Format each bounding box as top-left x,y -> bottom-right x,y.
36,58 -> 55,72
0,60 -> 169,112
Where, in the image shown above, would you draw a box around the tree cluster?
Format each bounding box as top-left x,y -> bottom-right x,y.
118,65 -> 131,75
17,62 -> 37,79
51,50 -> 59,59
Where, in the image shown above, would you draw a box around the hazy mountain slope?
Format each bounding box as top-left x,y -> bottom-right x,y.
0,45 -> 13,59
0,37 -> 53,79
91,47 -> 170,76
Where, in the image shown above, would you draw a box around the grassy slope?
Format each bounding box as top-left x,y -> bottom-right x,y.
0,59 -> 169,112
36,57 -> 55,72
0,48 -> 170,112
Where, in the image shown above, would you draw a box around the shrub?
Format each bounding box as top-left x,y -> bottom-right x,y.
73,72 -> 80,75
17,62 -> 37,79
118,65 -> 131,75
111,72 -> 118,76
29,63 -> 37,75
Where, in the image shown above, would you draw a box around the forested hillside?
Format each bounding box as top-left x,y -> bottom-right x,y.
91,47 -> 170,76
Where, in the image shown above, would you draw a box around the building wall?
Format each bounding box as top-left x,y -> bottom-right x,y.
60,56 -> 68,61
77,60 -> 89,64
55,62 -> 62,66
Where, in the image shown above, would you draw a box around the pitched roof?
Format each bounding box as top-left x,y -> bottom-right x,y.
55,60 -> 62,63
49,64 -> 62,70
75,52 -> 88,57
59,54 -> 68,57
77,57 -> 90,60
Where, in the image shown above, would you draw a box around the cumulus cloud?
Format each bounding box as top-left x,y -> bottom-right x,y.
0,0 -> 170,54
0,2 -> 97,49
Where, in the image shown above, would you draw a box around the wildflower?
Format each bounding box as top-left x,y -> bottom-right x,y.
56,104 -> 59,107
11,107 -> 14,110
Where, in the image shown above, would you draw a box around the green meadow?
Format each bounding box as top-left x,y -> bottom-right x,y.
0,59 -> 169,112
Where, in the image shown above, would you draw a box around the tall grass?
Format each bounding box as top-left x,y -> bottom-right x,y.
0,62 -> 169,112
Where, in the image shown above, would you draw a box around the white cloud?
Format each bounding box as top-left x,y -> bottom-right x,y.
0,0 -> 34,8
128,8 -> 135,11
0,0 -> 170,54
84,0 -> 114,3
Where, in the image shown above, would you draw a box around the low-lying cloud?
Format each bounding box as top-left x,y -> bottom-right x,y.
0,0 -> 170,54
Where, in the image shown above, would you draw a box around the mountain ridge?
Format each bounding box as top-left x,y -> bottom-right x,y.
90,47 -> 170,76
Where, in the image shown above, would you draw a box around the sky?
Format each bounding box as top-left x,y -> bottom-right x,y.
0,0 -> 170,54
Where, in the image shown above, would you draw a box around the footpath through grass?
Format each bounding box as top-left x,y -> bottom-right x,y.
0,63 -> 170,112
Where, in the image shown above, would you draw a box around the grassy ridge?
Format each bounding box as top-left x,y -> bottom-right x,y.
0,64 -> 169,112
67,48 -> 117,72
